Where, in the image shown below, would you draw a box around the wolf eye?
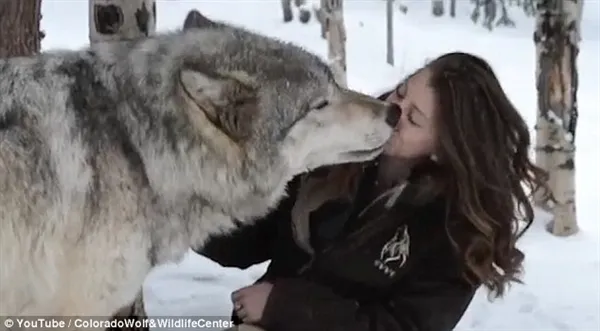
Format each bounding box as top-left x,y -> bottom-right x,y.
312,100 -> 330,110
312,100 -> 329,110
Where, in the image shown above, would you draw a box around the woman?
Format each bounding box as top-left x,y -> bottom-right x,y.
199,52 -> 548,331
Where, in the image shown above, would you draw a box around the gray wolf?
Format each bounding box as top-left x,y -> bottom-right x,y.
0,12 -> 398,329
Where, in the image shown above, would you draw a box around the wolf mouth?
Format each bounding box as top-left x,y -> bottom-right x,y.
344,145 -> 385,158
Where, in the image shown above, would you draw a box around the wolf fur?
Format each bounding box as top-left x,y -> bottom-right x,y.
0,13 -> 397,328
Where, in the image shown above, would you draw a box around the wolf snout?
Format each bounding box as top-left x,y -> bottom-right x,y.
385,103 -> 402,128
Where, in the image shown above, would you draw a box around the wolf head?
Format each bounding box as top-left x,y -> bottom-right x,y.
178,10 -> 399,176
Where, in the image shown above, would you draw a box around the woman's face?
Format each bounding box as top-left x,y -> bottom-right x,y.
383,68 -> 438,160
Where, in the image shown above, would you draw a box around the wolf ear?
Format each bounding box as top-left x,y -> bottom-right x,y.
180,69 -> 259,141
183,10 -> 219,30
180,69 -> 230,106
180,69 -> 257,107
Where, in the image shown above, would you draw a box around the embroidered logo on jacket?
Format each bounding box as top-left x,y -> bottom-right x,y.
374,225 -> 410,277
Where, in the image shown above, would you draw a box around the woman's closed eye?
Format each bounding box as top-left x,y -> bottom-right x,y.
395,83 -> 425,128
407,111 -> 420,127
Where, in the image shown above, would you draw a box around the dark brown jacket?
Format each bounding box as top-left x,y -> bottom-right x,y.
198,162 -> 478,331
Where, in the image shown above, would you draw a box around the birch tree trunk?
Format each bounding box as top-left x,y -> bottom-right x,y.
432,0 -> 445,17
0,0 -> 43,58
533,1 -> 555,211
94,2 -> 156,329
324,0 -> 347,87
89,0 -> 156,44
386,0 -> 394,65
385,0 -> 394,66
534,0 -> 582,236
281,0 -> 293,22
315,0 -> 330,39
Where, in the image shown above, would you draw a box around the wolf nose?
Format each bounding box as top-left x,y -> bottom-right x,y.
385,103 -> 401,128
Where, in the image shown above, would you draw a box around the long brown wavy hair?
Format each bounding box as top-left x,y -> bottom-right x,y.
323,52 -> 548,299
423,52 -> 547,298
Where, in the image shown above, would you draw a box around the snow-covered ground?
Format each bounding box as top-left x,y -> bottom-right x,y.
40,1 -> 600,330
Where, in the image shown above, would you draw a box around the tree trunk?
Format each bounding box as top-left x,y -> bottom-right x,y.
386,0 -> 394,65
315,0 -> 330,39
89,0 -> 156,44
471,0 -> 482,23
324,0 -> 347,87
533,2 -> 554,210
483,0 -> 498,30
450,0 -> 457,17
295,0 -> 312,24
281,0 -> 293,22
94,1 -> 156,329
432,0 -> 445,16
534,0 -> 582,236
523,0 -> 537,16
496,0 -> 516,27
0,0 -> 43,58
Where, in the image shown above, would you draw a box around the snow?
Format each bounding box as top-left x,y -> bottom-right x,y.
40,1 -> 599,330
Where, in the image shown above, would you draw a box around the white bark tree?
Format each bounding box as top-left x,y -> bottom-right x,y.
92,1 -> 156,329
533,0 -> 583,236
89,0 -> 156,43
315,0 -> 330,39
322,0 -> 347,87
386,0 -> 394,65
